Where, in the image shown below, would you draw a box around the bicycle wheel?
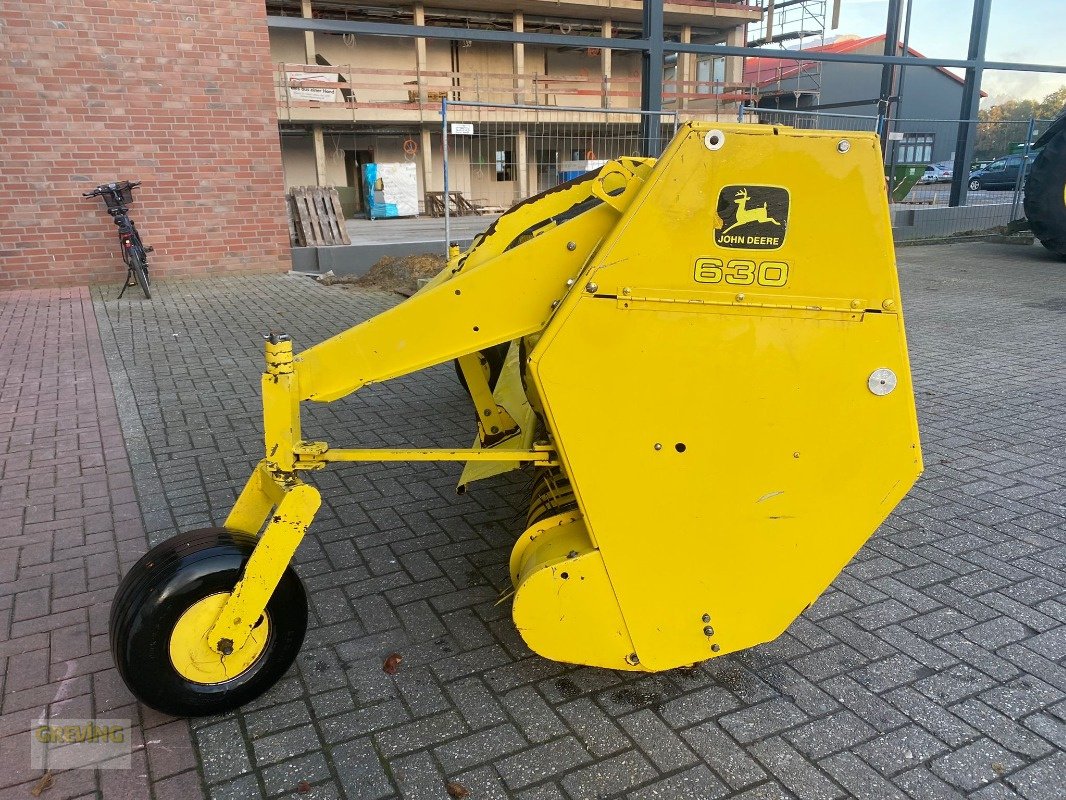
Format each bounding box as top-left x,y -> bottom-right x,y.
132,247 -> 151,299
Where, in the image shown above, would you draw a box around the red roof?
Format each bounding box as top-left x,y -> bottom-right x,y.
744,34 -> 985,96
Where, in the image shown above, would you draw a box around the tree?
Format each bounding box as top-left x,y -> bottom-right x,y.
975,86 -> 1066,159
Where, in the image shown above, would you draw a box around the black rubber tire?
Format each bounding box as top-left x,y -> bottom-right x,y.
133,250 -> 151,299
454,342 -> 510,396
1023,130 -> 1066,258
968,178 -> 982,191
109,528 -> 307,717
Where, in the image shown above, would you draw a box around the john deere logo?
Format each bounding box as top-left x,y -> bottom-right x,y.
714,185 -> 789,250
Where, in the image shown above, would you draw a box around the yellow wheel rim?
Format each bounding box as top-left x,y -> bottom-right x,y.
168,593 -> 270,684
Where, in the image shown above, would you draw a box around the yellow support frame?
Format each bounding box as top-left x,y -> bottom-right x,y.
204,158 -> 654,656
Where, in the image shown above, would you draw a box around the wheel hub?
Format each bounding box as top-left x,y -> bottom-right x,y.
168,592 -> 270,684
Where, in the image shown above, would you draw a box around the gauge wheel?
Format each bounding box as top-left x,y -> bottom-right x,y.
109,528 -> 307,717
454,342 -> 510,396
1023,130 -> 1066,258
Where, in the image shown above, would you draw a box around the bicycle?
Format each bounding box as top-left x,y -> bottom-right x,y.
83,180 -> 153,299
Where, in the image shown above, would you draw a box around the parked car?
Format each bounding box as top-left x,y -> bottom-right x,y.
968,154 -> 1033,191
918,164 -> 953,184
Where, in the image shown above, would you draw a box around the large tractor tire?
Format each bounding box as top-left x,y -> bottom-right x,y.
1023,108 -> 1066,259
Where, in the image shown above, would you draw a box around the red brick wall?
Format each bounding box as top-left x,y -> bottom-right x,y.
0,1 -> 290,290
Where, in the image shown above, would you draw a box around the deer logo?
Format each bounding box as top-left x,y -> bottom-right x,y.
714,185 -> 789,250
721,188 -> 782,234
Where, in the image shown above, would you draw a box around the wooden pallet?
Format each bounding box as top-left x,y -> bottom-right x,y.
424,190 -> 484,218
287,186 -> 351,246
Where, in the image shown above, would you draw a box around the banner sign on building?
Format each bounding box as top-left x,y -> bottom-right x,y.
288,72 -> 339,103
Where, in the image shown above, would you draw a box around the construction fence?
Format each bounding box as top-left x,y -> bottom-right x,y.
437,99 -> 1051,245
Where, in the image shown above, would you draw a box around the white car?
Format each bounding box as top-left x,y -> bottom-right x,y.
918,164 -> 953,184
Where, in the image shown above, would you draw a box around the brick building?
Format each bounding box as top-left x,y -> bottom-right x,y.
0,1 -> 291,290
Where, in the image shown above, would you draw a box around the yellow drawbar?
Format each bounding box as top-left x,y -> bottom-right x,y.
110,122 -> 922,717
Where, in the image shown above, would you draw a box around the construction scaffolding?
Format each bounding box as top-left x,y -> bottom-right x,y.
745,0 -> 832,105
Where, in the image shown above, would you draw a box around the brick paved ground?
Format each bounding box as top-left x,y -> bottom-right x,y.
0,288 -> 200,800
6,239 -> 1063,799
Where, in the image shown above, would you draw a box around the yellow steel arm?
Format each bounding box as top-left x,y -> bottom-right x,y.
295,159 -> 653,404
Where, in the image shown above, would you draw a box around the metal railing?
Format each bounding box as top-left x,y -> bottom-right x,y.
276,63 -> 754,118
735,105 -> 1047,240
440,100 -> 680,251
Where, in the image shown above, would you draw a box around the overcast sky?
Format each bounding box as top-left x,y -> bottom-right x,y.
833,0 -> 1065,106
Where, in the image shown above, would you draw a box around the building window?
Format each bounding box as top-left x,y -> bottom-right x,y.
696,56 -> 725,94
495,150 -> 513,181
897,133 -> 934,164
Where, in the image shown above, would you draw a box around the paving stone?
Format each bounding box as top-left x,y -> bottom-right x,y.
855,723 -> 950,776
719,698 -> 808,745
748,737 -> 844,800
433,722 -> 527,774
1003,750 -> 1066,800
626,764 -> 727,799
682,721 -> 767,790
952,699 -> 1054,759
727,781 -> 798,799
260,750 -> 333,796
497,737 -> 593,790
559,749 -> 657,800
332,736 -> 396,799
893,765 -> 968,800
931,738 -> 1025,792
445,676 -> 508,730
821,751 -> 907,800
618,709 -> 699,773
657,684 -> 742,727
207,773 -> 264,800
53,241 -> 1066,799
374,710 -> 467,758
392,750 -> 447,800
785,709 -> 877,760
501,686 -> 568,744
556,698 -> 631,758
821,675 -> 908,733
886,686 -> 980,748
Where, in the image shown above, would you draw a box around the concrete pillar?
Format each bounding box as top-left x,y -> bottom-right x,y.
513,12 -> 525,103
679,25 -> 692,110
601,19 -> 612,108
414,3 -> 427,103
312,124 -> 328,186
725,26 -> 745,86
516,128 -> 528,202
300,0 -> 315,63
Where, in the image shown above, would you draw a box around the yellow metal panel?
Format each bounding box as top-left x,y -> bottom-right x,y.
207,482 -> 321,654
169,592 -> 271,684
458,342 -> 539,492
456,352 -> 520,447
529,123 -> 922,671
511,512 -> 640,671
585,125 -> 901,308
225,460 -> 288,535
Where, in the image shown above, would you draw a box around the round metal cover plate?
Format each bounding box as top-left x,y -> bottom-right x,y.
704,130 -> 726,151
868,368 -> 897,396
